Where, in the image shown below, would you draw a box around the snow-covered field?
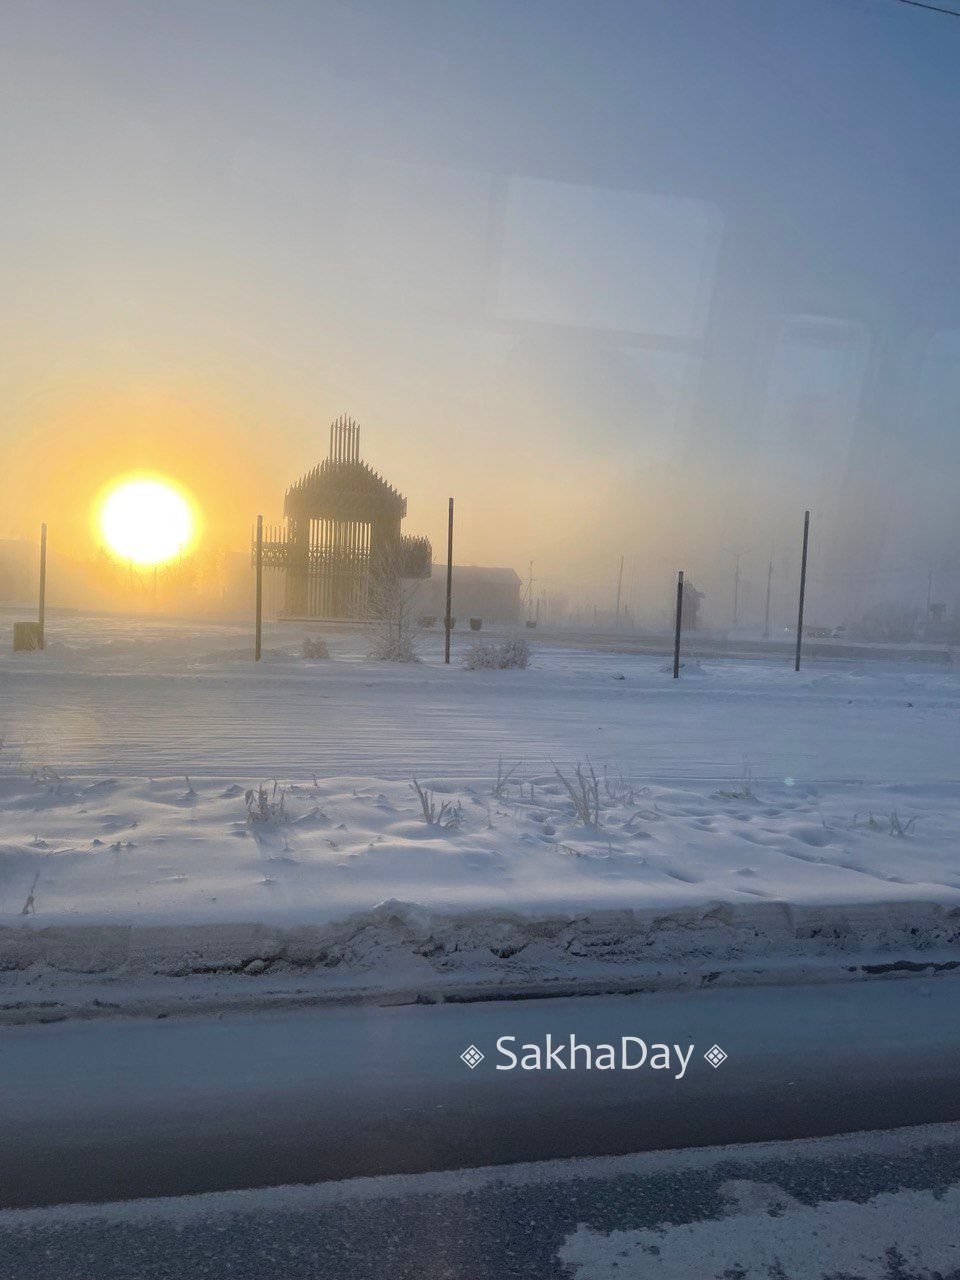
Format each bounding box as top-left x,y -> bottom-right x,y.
1,612 -> 958,1005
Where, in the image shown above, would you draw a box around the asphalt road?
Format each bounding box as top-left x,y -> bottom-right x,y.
4,977 -> 960,1210
3,1123 -> 960,1279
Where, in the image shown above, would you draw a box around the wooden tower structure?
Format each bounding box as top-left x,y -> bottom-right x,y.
260,416 -> 431,619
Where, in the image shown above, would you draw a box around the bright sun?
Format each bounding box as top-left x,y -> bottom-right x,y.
99,477 -> 196,566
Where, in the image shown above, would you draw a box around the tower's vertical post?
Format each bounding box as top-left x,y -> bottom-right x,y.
38,522 -> 47,649
444,497 -> 454,665
673,570 -> 684,678
795,510 -> 810,672
255,514 -> 263,661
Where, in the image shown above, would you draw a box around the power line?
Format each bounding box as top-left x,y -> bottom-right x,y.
887,0 -> 960,19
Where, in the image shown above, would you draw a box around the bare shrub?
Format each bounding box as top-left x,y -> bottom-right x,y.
411,777 -> 463,829
245,781 -> 289,824
602,765 -> 639,806
888,811 -> 918,837
30,765 -> 72,797
20,872 -> 39,916
851,810 -> 918,837
493,755 -> 522,800
553,759 -> 601,826
302,636 -> 330,660
714,764 -> 755,802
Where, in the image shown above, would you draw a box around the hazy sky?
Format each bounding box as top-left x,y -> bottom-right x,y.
2,0 -> 959,623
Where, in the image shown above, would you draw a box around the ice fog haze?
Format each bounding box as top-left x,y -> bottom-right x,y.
2,0 -> 959,627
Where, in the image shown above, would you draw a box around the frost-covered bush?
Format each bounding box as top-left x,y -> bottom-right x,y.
464,637 -> 533,670
463,642 -> 500,669
302,636 -> 330,660
365,543 -> 422,663
499,637 -> 533,668
367,630 -> 422,663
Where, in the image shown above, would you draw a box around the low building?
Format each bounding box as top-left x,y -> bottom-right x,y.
408,564 -> 521,627
680,580 -> 704,631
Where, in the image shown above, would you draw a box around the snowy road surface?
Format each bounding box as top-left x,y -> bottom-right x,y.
2,614 -> 957,784
4,1122 -> 960,1278
3,978 -> 960,1209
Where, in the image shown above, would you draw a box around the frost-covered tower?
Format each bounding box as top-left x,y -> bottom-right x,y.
262,416 -> 431,619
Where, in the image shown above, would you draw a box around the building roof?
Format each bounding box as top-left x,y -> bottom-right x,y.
284,457 -> 407,522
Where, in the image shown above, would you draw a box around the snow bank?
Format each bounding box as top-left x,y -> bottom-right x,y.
2,897 -> 960,989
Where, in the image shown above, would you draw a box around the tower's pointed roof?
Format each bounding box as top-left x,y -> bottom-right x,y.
284,416 -> 407,521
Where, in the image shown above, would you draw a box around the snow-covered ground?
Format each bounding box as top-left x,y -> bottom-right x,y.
1,612 -> 958,1002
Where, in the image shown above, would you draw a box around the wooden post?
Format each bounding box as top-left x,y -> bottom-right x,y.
615,555 -> 624,628
38,522 -> 47,649
673,570 -> 684,678
763,557 -> 773,641
795,511 -> 810,672
255,514 -> 263,662
444,498 -> 454,664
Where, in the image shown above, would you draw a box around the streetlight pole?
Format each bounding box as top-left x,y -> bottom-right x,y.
795,511 -> 810,672
444,498 -> 454,664
38,522 -> 47,649
673,570 -> 684,678
255,514 -> 263,662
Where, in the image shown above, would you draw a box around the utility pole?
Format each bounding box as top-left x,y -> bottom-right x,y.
38,522 -> 47,649
673,570 -> 684,678
732,553 -> 741,628
444,497 -> 454,664
795,511 -> 810,672
763,557 -> 773,641
254,514 -> 263,661
615,555 -> 624,628
925,566 -> 934,638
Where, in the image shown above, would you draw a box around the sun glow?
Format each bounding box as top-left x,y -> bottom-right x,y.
98,477 -> 196,566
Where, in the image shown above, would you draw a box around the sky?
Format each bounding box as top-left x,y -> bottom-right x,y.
2,0 -> 959,625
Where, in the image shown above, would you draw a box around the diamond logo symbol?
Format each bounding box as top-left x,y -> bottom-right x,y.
461,1044 -> 484,1069
704,1044 -> 728,1069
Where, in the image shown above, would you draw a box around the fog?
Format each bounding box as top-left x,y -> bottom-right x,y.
2,0 -> 958,632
